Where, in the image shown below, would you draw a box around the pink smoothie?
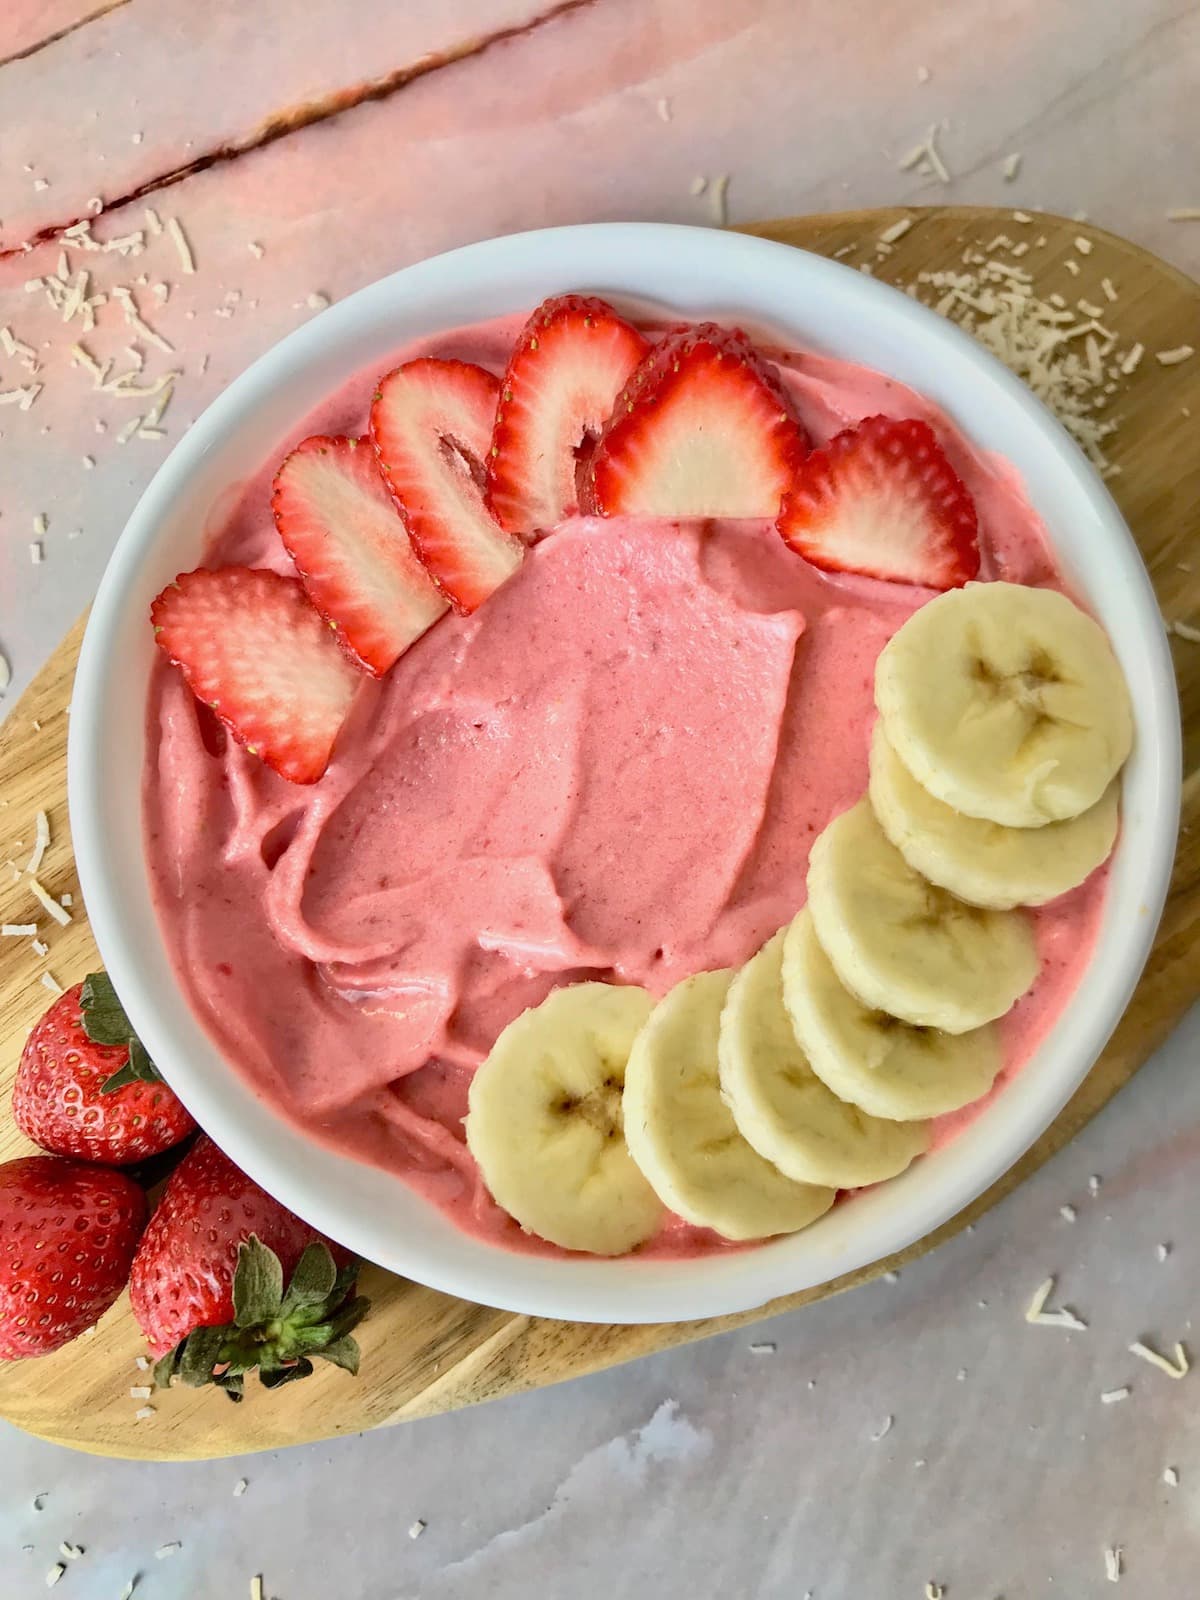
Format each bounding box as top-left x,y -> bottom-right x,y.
143,312 -> 1107,1257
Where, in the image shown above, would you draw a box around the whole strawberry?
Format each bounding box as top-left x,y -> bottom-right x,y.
130,1136 -> 368,1398
0,1155 -> 147,1359
14,973 -> 196,1165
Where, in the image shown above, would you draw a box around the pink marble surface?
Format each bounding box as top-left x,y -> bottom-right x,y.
0,3 -> 1196,1594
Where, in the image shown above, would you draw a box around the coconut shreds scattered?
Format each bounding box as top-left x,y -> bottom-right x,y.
1059,1203 -> 1077,1222
1170,620 -> 1200,644
29,877 -> 71,925
1157,1243 -> 1172,1262
409,1519 -> 427,1540
0,651 -> 9,694
130,1385 -> 153,1399
1003,152 -> 1022,180
1167,207 -> 1200,221
900,242 -> 1143,475
871,1415 -> 894,1441
689,176 -> 707,197
118,1583 -> 137,1600
40,972 -> 64,996
1025,1277 -> 1087,1330
134,1404 -> 156,1421
250,1578 -> 264,1600
2,923 -> 37,936
306,291 -> 331,311
1128,1340 -> 1189,1379
59,1543 -> 84,1561
1156,345 -> 1194,366
135,1354 -> 150,1371
155,1543 -> 180,1559
234,1478 -> 248,1497
32,937 -> 49,956
748,1340 -> 776,1355
1104,1546 -> 1123,1583
1100,1387 -> 1130,1404
926,1584 -> 945,1600
1164,1466 -> 1180,1486
30,541 -> 44,565
1088,1175 -> 1102,1194
45,1564 -> 65,1588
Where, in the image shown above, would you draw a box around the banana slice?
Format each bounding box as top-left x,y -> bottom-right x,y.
782,910 -> 1003,1120
465,982 -> 663,1256
875,582 -> 1133,827
807,800 -> 1038,1033
869,722 -> 1120,909
719,931 -> 929,1188
624,969 -> 835,1241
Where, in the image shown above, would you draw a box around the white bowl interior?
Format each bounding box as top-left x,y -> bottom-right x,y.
69,224 -> 1180,1324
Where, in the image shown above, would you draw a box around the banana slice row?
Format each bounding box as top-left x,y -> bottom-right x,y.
465,584 -> 1132,1256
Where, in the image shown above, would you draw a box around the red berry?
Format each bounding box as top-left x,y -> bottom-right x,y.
130,1135 -> 352,1358
14,979 -> 195,1165
0,1156 -> 146,1359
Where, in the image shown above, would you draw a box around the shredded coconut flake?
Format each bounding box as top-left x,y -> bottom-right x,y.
1003,152 -> 1022,180
166,216 -> 195,274
26,810 -> 50,874
1170,620 -> 1200,644
711,173 -> 730,228
45,1564 -> 65,1588
870,1414 -> 894,1440
1100,1387 -> 1130,1404
1104,1546 -> 1122,1583
155,1544 -> 180,1559
1128,1340 -> 1188,1379
1167,207 -> 1200,221
32,938 -> 48,956
29,878 -> 71,925
41,972 -> 64,996
1059,1203 -> 1077,1222
0,651 -> 9,695
130,1385 -> 153,1399
409,1520 -> 427,1540
2,923 -> 37,936
135,1404 -> 156,1421
1164,1466 -> 1180,1486
879,217 -> 913,244
59,1543 -> 83,1561
1156,345 -> 1194,366
1025,1276 -> 1087,1329
689,175 -> 707,197
234,1478 -> 248,1497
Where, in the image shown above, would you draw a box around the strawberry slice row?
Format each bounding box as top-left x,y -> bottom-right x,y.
152,296 -> 982,787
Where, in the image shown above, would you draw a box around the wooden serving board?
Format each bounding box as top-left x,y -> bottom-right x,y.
1,207 -> 1197,1462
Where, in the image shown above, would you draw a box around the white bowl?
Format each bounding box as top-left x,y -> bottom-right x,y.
69,223 -> 1180,1324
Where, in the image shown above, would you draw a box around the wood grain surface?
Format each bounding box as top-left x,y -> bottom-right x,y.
0,206 -> 1195,1461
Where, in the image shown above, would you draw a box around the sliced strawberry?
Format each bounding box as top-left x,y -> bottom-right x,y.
582,322 -> 808,518
272,434 -> 446,677
486,294 -> 648,536
151,568 -> 362,784
370,358 -> 522,614
777,414 -> 980,589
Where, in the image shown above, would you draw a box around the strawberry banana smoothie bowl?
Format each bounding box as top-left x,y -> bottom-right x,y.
143,296 -> 1133,1261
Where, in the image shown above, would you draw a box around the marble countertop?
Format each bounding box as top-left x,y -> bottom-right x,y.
1,1 -> 1197,1594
